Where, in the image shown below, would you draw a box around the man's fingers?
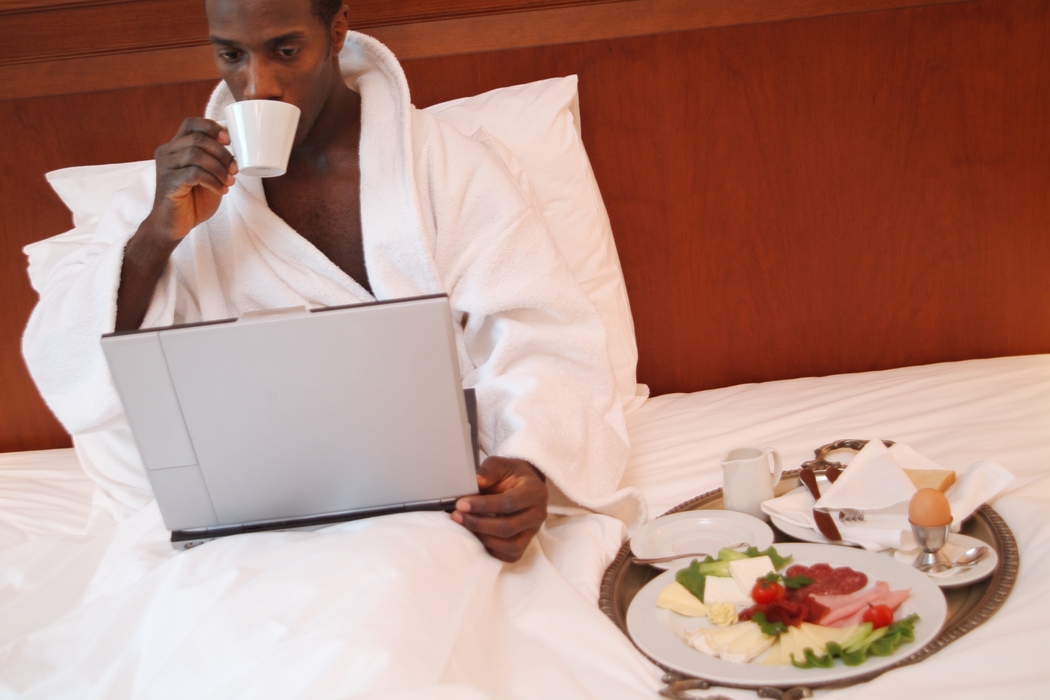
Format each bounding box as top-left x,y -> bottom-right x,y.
168,165 -> 230,197
453,504 -> 545,539
456,489 -> 518,516
176,116 -> 229,142
165,134 -> 236,175
475,529 -> 537,563
473,455 -> 516,490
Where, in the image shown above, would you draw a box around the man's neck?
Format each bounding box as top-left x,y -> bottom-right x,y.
289,78 -> 361,171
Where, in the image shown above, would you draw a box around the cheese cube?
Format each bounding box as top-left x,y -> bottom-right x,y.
729,555 -> 776,595
703,575 -> 751,606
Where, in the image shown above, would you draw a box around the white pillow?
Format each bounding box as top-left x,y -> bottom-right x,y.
425,76 -> 642,409
45,160 -> 153,228
37,77 -> 643,408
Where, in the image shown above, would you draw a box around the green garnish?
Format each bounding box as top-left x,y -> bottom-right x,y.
675,560 -> 708,601
790,614 -> 920,669
674,545 -> 792,603
745,545 -> 793,570
781,574 -> 813,590
751,611 -> 788,637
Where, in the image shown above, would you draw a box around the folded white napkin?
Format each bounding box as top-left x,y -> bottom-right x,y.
761,440 -> 1013,551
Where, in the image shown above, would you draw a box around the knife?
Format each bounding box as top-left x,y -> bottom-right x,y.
799,467 -> 844,541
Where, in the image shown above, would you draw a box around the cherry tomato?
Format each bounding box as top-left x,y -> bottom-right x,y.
751,578 -> 786,604
862,604 -> 894,629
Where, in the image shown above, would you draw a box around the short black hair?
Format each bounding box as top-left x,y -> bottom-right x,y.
311,0 -> 343,27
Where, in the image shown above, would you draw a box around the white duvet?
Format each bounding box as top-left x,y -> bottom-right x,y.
3,356 -> 1049,699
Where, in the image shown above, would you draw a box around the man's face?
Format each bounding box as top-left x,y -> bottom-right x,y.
205,0 -> 341,146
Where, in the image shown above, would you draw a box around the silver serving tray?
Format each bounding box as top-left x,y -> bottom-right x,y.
599,468 -> 1019,698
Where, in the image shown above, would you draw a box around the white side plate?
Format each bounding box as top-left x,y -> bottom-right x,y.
630,511 -> 774,570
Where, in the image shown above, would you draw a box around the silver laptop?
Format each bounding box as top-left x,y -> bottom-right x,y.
101,294 -> 479,549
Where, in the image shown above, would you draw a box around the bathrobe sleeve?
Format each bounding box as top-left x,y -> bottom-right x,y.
410,114 -> 642,525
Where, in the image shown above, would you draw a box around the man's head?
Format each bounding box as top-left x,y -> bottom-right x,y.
310,0 -> 344,28
205,0 -> 350,146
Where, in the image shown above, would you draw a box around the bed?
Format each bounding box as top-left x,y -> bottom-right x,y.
2,0 -> 1048,698
2,356 -> 1048,698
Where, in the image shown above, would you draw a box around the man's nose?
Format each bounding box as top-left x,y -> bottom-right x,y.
242,58 -> 282,101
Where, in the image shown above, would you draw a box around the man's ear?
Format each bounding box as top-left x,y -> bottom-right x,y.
330,3 -> 350,56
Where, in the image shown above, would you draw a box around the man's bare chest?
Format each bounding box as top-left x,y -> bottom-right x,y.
263,169 -> 371,293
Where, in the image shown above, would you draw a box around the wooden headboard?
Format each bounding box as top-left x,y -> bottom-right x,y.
2,0 -> 1048,452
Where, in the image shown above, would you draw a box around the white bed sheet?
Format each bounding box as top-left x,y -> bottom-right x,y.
622,354 -> 1050,698
1,355 -> 1047,698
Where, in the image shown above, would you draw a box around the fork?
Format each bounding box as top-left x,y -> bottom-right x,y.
814,507 -> 865,522
631,542 -> 748,565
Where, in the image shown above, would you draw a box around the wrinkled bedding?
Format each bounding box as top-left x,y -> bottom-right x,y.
2,355 -> 1048,698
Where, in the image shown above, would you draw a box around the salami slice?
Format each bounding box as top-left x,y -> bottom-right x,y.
785,563 -> 868,597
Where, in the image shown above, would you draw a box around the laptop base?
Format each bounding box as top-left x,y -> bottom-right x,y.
170,498 -> 459,550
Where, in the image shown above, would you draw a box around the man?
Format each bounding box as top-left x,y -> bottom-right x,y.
23,0 -> 638,562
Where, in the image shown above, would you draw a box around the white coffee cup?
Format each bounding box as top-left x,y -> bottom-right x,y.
721,446 -> 783,521
222,100 -> 301,177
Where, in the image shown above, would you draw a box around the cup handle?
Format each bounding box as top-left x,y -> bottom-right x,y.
767,448 -> 783,487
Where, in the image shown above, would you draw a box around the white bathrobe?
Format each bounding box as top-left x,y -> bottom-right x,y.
22,32 -> 644,530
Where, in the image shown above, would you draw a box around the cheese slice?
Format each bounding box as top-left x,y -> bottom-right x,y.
685,621 -> 752,656
729,555 -> 776,595
656,582 -> 708,617
779,627 -> 798,664
722,623 -> 776,663
799,622 -> 858,653
760,639 -> 783,665
788,625 -> 817,661
703,575 -> 751,606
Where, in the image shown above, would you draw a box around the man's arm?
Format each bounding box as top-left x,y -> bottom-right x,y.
115,118 -> 237,331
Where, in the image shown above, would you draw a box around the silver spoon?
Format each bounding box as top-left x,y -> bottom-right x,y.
954,545 -> 990,567
919,545 -> 990,573
632,542 -> 748,565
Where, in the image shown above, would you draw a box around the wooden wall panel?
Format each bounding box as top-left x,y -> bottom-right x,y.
0,0 -> 970,99
400,0 -> 1050,395
0,80 -> 218,452
2,0 -> 1047,452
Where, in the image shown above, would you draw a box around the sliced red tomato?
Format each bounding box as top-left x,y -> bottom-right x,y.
751,578 -> 786,604
862,603 -> 894,629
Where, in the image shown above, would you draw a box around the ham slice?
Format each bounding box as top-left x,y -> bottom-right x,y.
812,581 -> 911,627
829,588 -> 912,628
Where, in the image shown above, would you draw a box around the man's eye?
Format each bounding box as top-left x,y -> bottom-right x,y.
277,46 -> 300,58
218,50 -> 242,62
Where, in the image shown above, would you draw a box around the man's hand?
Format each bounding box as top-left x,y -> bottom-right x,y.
148,117 -> 238,242
451,456 -> 548,563
115,118 -> 238,331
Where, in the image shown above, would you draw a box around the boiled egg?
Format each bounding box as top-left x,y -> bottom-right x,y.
908,487 -> 953,527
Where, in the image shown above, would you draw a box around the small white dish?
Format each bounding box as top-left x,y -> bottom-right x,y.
893,533 -> 999,588
630,511 -> 774,570
772,515 -> 999,588
770,513 -> 836,545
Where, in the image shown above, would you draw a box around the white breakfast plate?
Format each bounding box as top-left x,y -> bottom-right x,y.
625,542 -> 948,688
630,511 -> 775,570
893,533 -> 999,588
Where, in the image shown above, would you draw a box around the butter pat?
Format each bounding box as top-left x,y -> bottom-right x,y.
703,576 -> 751,606
729,555 -> 775,594
707,601 -> 739,627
